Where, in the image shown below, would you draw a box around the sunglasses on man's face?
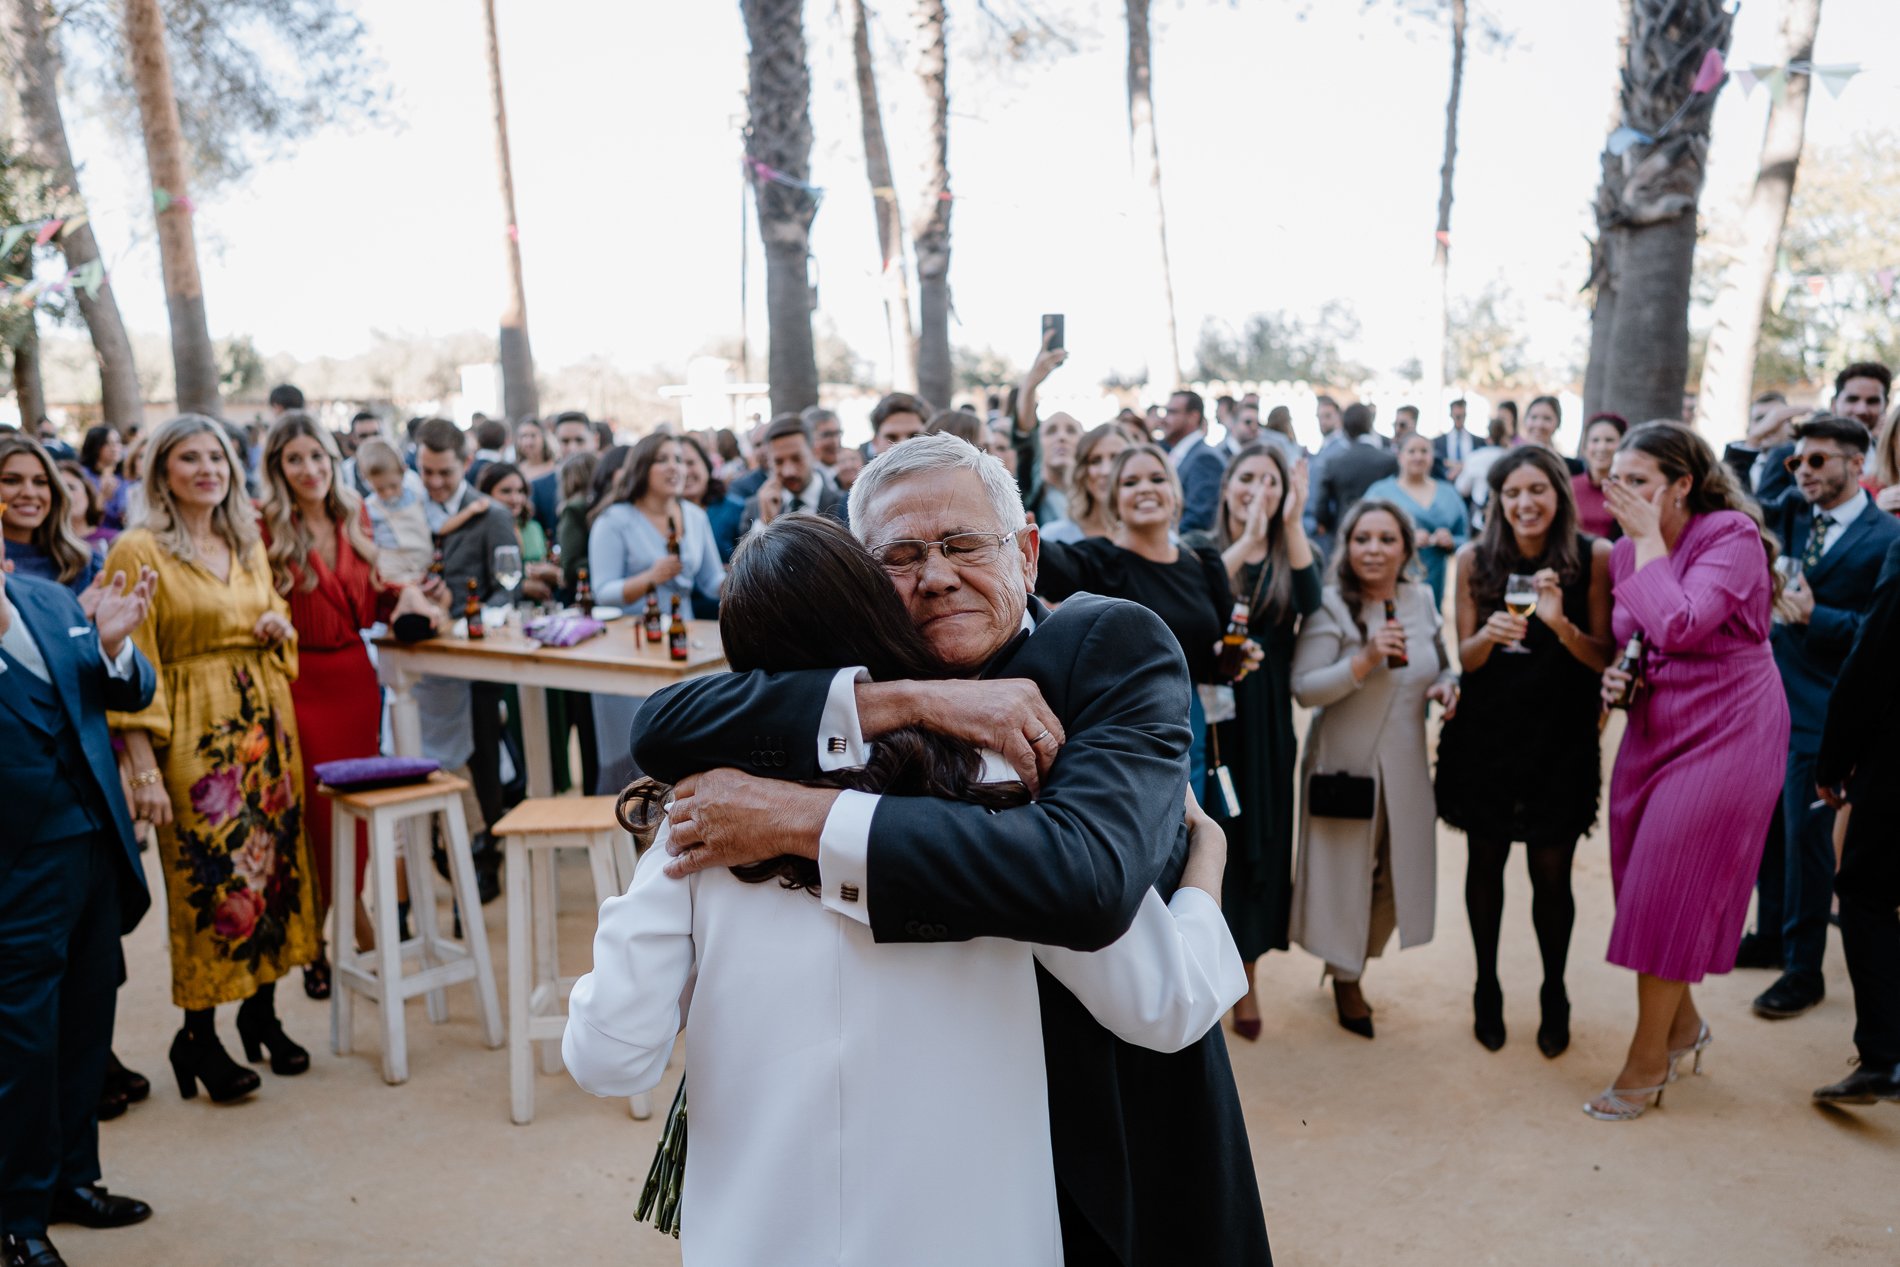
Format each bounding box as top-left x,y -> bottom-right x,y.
1783,451 -> 1842,474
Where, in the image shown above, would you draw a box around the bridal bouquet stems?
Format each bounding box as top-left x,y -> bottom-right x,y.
636,1077 -> 688,1237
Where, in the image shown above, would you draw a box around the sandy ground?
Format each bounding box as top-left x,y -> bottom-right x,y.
64,725 -> 1899,1267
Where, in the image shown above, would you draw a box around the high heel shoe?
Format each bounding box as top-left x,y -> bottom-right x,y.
168,1028 -> 261,1103
1536,984 -> 1570,1059
1472,981 -> 1505,1052
236,1009 -> 310,1076
1668,1021 -> 1713,1075
1331,981 -> 1374,1040
1582,1079 -> 1669,1121
1232,1014 -> 1262,1042
104,1051 -> 150,1104
302,952 -> 332,1000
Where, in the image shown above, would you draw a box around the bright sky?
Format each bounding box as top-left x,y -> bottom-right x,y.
55,0 -> 1900,412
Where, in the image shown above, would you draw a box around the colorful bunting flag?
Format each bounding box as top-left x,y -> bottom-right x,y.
1877,267 -> 1896,301
1771,273 -> 1792,314
1691,48 -> 1726,93
1607,126 -> 1652,157
33,219 -> 62,246
0,225 -> 26,258
1814,63 -> 1861,98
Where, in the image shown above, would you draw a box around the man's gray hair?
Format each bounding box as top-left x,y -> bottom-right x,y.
800,405 -> 839,428
847,431 -> 1025,541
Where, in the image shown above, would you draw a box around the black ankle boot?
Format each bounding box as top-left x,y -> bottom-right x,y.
1537,983 -> 1570,1058
168,1026 -> 261,1103
1473,980 -> 1505,1051
236,997 -> 310,1076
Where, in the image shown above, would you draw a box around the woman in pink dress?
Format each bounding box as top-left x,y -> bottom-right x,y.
1589,422 -> 1790,1121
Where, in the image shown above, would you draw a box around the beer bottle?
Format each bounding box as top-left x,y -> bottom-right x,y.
668,594 -> 689,662
666,515 -> 681,557
574,565 -> 593,610
644,590 -> 664,643
428,543 -> 445,582
1215,602 -> 1252,681
1600,632 -> 1646,731
1383,598 -> 1408,668
464,577 -> 484,641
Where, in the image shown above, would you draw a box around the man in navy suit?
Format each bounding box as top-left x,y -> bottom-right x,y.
1,558 -> 158,1267
1721,392 -> 1798,505
1159,390 -> 1227,533
1747,416 -> 1900,1021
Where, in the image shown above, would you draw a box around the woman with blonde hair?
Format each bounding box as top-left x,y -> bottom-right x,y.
260,414 -> 439,997
106,416 -> 319,1102
1040,422 -> 1134,543
1865,408 -> 1900,515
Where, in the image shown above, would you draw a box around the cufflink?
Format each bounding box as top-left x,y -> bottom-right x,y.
827,737 -> 848,755
840,884 -> 860,903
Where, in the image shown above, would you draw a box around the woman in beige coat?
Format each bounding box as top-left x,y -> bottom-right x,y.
1291,499 -> 1459,1038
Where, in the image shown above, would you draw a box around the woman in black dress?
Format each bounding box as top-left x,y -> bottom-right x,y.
1183,443 -> 1320,1040
1038,443 -> 1260,811
1437,446 -> 1614,1057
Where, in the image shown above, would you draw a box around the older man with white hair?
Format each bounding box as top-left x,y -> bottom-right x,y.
633,433 -> 1271,1266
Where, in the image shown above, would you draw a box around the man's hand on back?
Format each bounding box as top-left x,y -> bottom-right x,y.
663,769 -> 839,879
856,678 -> 1065,794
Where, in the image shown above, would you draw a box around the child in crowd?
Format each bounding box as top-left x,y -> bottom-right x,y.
356,439 -> 488,583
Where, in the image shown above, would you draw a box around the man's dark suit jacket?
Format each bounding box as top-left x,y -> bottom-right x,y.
633,593 -> 1272,1266
1176,440 -> 1227,534
0,575 -> 157,932
1723,441 -> 1796,505
1315,440 -> 1400,535
736,479 -> 847,541
1765,492 -> 1900,752
1818,539 -> 1900,797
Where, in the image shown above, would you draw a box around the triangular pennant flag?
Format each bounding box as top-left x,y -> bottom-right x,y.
0,225 -> 27,258
1805,275 -> 1828,299
1691,48 -> 1726,93
1814,64 -> 1860,98
59,213 -> 87,237
153,187 -> 173,213
1734,67 -> 1759,95
72,259 -> 105,300
33,219 -> 62,246
1607,126 -> 1652,157
1434,229 -> 1451,247
1771,273 -> 1793,314
1763,66 -> 1788,103
1877,266 -> 1896,301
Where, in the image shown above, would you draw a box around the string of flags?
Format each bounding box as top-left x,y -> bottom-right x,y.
1,258 -> 107,308
0,214 -> 89,258
1772,264 -> 1900,313
151,186 -> 195,214
1607,48 -> 1727,157
1734,60 -> 1861,101
743,154 -> 824,202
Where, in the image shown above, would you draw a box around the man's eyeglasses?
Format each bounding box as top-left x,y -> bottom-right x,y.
1784,451 -> 1842,474
870,531 -> 1016,574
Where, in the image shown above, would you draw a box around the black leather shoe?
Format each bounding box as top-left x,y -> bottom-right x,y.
1813,1062 -> 1900,1106
235,1007 -> 310,1077
1332,982 -> 1374,1040
3,1232 -> 67,1267
1536,983 -> 1571,1059
103,1051 -> 150,1104
1753,972 -> 1825,1019
96,1085 -> 130,1122
1472,981 -> 1505,1052
168,1026 -> 261,1103
50,1183 -> 153,1229
1733,932 -> 1783,970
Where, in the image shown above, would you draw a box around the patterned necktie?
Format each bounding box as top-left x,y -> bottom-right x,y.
1802,507 -> 1828,571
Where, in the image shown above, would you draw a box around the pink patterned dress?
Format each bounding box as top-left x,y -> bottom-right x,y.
1606,510 -> 1790,982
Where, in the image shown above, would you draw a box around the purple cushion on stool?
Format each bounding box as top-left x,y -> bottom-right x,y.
315,756 -> 441,791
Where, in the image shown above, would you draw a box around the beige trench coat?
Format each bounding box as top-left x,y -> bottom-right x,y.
1288,582 -> 1456,975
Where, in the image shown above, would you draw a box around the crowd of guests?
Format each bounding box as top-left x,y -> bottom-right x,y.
4,348 -> 1899,1265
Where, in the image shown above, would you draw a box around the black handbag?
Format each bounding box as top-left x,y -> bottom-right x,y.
1307,771 -> 1376,820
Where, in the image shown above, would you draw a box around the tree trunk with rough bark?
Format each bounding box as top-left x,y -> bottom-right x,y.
483,0 -> 538,422
1694,0 -> 1821,441
10,312 -> 45,425
742,0 -> 820,416
2,0 -> 142,424
1125,0 -> 1179,391
124,0 -> 219,417
1423,0 -> 1465,414
847,0 -> 918,393
1584,0 -> 1733,426
910,0 -> 952,410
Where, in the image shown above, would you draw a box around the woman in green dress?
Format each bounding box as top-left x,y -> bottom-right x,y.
1183,442 -> 1321,1040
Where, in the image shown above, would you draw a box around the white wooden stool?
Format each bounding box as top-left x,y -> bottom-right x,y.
323,773 -> 504,1084
491,795 -> 649,1125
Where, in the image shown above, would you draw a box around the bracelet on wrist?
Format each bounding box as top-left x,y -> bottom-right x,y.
130,768 -> 163,789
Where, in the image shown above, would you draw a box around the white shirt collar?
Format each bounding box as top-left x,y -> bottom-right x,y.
0,595 -> 50,682
1819,488 -> 1868,528
1167,431 -> 1205,468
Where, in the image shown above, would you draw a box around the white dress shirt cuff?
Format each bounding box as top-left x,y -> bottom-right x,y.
818,788 -> 878,927
104,639 -> 137,679
817,666 -> 872,771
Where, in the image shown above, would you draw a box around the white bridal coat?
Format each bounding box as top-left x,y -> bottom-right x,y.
565,804 -> 1245,1267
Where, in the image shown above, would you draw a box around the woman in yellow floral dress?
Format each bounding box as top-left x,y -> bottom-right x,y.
106,416 -> 317,1104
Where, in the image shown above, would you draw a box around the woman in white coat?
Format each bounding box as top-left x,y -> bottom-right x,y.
563,515 -> 1244,1267
1291,498 -> 1459,1038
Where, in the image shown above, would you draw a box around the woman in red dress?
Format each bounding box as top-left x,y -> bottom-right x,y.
259,414 -> 440,996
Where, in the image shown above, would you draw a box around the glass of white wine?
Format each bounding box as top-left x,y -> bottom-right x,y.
493,544 -> 523,609
1502,572 -> 1537,654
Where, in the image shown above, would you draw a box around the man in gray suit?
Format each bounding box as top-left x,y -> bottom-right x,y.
1313,403 -> 1399,540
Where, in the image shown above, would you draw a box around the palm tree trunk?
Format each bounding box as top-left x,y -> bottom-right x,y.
1423,0 -> 1466,414
847,0 -> 918,393
1588,0 -> 1734,425
1694,0 -> 1821,441
483,0 -> 538,422
124,0 -> 219,417
10,311 -> 45,425
1583,0 -> 1635,421
742,0 -> 820,416
1125,0 -> 1180,392
3,0 -> 142,424
910,0 -> 952,410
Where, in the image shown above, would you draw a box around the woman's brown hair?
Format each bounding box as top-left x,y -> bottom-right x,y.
1068,422 -> 1129,526
260,413 -> 380,594
0,435 -> 93,584
590,432 -> 676,525
1618,420 -> 1779,586
1467,446 -> 1584,616
1330,498 -> 1421,639
617,515 -> 1027,890
1211,442 -> 1296,626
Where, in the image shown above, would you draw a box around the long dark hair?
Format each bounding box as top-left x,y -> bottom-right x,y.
1467,446 -> 1584,615
1618,420 -> 1780,585
80,425 -> 121,476
590,432 -> 675,525
675,432 -> 727,504
617,515 -> 1028,891
1331,498 -> 1420,639
1211,443 -> 1296,626
476,460 -> 530,525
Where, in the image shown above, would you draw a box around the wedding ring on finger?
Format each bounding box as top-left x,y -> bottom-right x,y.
1031,729 -> 1054,747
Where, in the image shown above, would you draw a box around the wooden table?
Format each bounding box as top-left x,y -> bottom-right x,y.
374,618 -> 727,798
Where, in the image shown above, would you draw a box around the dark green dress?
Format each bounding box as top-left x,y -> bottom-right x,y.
1184,532 -> 1323,960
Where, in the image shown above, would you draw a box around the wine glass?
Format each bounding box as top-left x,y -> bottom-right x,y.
493,544 -> 523,608
1502,572 -> 1537,654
